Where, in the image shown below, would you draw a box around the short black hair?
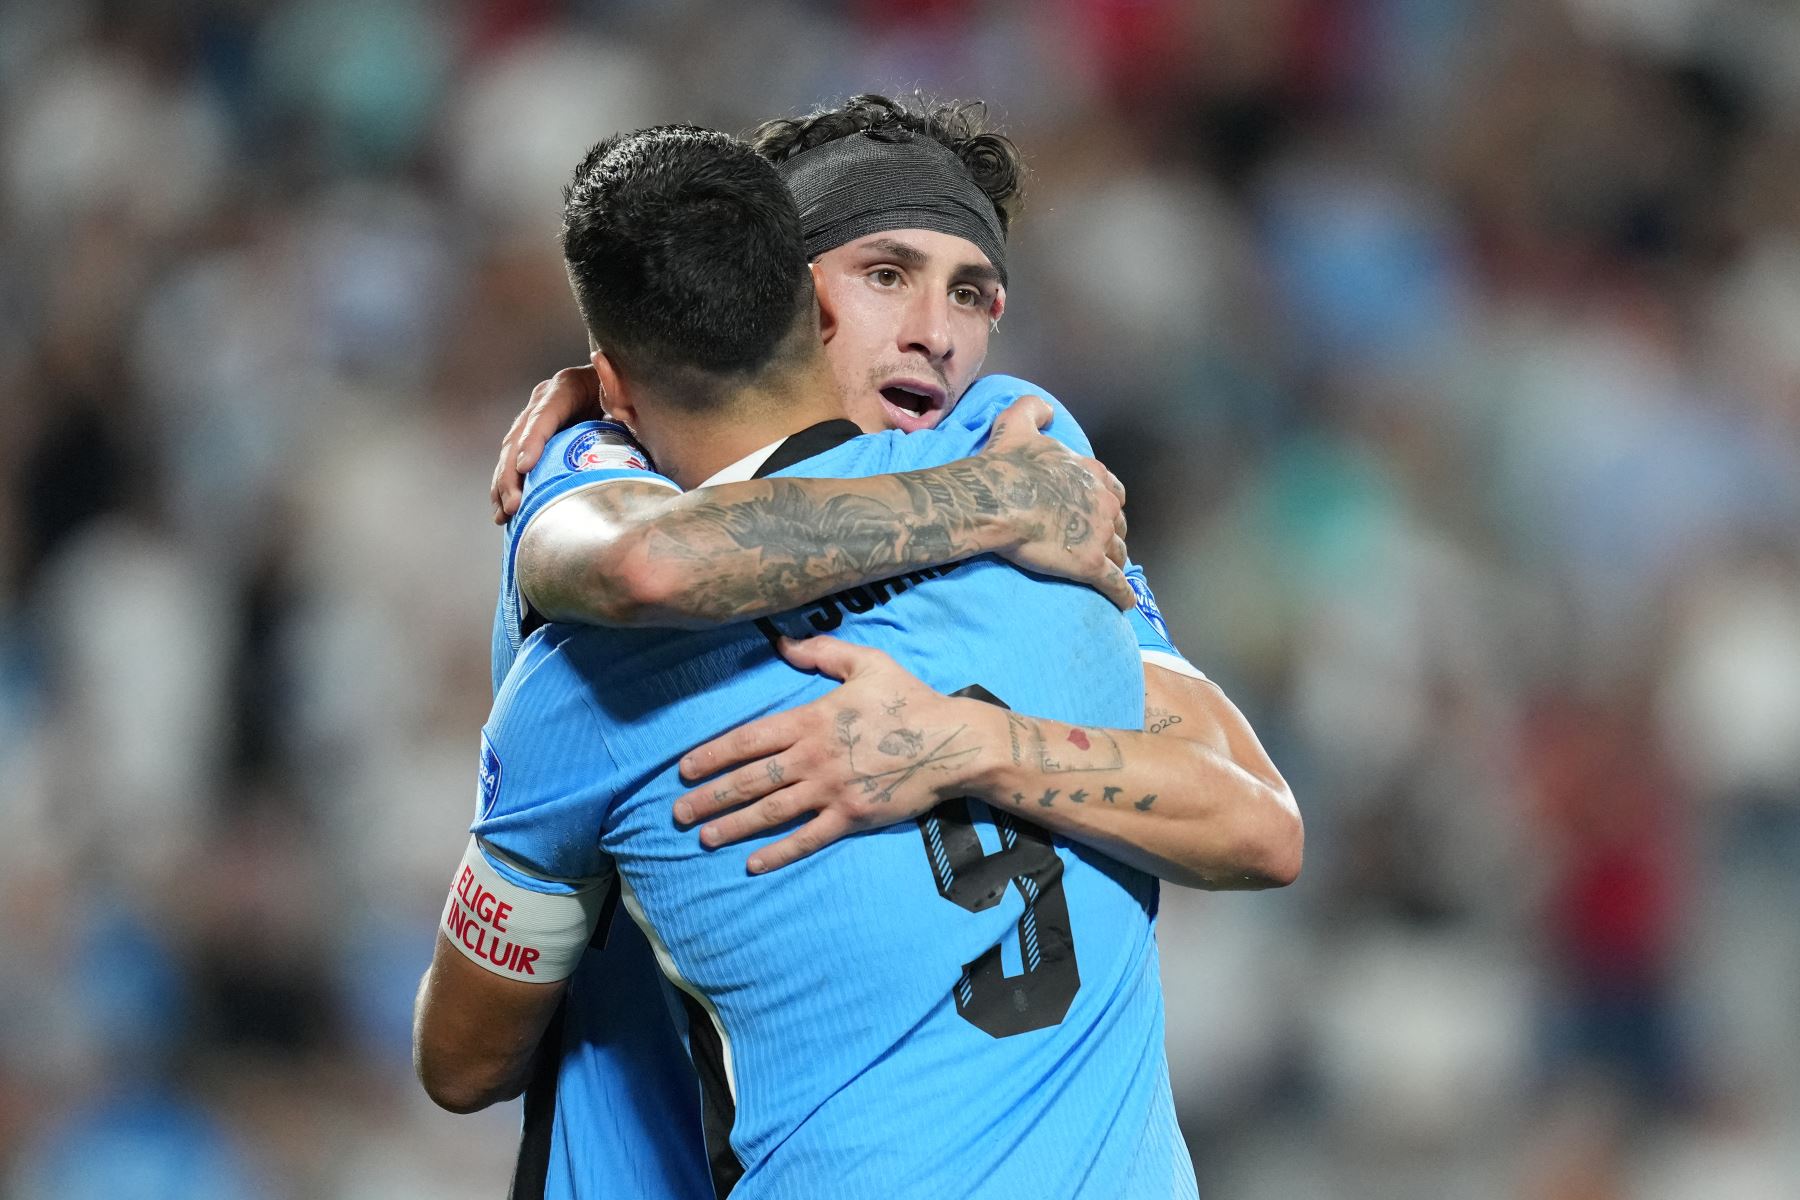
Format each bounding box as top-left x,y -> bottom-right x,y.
749,93 -> 1025,237
561,125 -> 813,405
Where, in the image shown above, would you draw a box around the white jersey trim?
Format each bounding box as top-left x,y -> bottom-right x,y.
698,439 -> 784,488
440,837 -> 609,983
1141,649 -> 1207,682
618,875 -> 738,1101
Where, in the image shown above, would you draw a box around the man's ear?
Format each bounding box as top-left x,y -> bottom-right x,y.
989,285 -> 1006,326
590,349 -> 635,429
811,262 -> 837,345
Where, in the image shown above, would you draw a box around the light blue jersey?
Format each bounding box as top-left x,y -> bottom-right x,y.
492,419 -> 680,692
938,378 -> 1202,684
479,388 -> 1199,1199
492,379 -> 1201,687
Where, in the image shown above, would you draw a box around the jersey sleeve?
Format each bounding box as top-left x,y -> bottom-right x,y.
955,379 -> 1204,681
957,374 -> 1096,457
444,646 -> 619,981
513,420 -> 681,535
495,421 -> 683,676
1124,561 -> 1205,681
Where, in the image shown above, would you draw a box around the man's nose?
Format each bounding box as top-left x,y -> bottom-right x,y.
899,290 -> 952,365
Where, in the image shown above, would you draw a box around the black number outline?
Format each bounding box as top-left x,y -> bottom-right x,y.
915,685 -> 1080,1038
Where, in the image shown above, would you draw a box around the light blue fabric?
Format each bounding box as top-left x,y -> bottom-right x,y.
479,385 -> 1196,1198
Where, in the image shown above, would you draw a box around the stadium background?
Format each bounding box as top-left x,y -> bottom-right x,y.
4,0 -> 1799,1196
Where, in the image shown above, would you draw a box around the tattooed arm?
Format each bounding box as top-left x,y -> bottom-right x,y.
519,396 -> 1133,629
675,639 -> 1302,890
975,666 -> 1301,888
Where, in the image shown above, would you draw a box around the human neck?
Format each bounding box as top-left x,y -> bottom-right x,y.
645,354 -> 847,489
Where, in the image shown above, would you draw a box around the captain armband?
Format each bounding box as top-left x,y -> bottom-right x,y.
440,838 -> 609,983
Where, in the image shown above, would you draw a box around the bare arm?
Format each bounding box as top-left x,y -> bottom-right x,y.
519,395 -> 1132,629
413,931 -> 567,1113
971,666 -> 1300,888
674,639 -> 1302,890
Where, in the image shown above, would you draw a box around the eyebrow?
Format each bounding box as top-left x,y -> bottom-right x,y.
951,262 -> 1004,289
859,236 -> 1003,290
860,237 -> 929,269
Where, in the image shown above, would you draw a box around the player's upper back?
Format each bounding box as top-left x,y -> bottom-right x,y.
482,400 -> 1177,1198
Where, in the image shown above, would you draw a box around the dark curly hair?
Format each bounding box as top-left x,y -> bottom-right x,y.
748,93 -> 1025,236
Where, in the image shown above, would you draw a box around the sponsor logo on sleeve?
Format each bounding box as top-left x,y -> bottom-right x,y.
564,421 -> 651,473
477,734 -> 502,819
1128,571 -> 1171,644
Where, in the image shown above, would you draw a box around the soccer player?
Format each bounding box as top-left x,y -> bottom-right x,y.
414,125 -> 1230,1198
489,96 -> 1292,883
453,97 -> 1299,1197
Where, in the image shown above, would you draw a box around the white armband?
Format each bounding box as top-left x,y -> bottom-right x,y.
440,838 -> 609,983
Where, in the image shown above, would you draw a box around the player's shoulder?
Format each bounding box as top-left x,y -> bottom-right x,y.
510,419 -> 680,545
534,419 -> 659,485
776,423 -> 911,479
952,374 -> 1093,455
492,623 -> 593,710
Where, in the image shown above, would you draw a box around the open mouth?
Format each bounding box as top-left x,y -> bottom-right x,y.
876,381 -> 947,431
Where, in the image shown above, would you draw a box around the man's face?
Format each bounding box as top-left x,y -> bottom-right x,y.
810,229 -> 1007,433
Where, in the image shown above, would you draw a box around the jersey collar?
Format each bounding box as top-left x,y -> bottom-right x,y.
697,419 -> 862,487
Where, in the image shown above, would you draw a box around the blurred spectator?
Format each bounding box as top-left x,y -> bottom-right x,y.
2,1 -> 1798,1195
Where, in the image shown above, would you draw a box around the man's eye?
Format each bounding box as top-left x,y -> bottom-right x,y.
870,268 -> 902,287
951,286 -> 982,307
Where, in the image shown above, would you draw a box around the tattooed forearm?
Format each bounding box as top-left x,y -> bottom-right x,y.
527,410 -> 1121,629
1006,712 -> 1029,766
1030,784 -> 1156,811
945,681 -> 1298,890
1006,714 -> 1124,774
633,459 -> 1029,623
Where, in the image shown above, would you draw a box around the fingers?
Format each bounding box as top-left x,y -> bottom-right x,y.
493,366 -> 604,518
512,392 -> 559,475
1082,457 -> 1126,508
775,635 -> 891,681
1084,457 -> 1128,554
987,395 -> 1053,449
678,714 -> 797,782
1107,534 -> 1128,570
491,387 -> 543,519
490,458 -> 511,523
687,782 -> 860,874
675,752 -> 788,824
746,809 -> 854,874
1005,394 -> 1053,430
1099,563 -> 1135,611
696,781 -> 823,851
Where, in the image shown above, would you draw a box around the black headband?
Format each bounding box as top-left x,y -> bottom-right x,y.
776,133 -> 1008,287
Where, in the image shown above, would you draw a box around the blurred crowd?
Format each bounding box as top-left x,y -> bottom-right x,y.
3,1 -> 1799,1196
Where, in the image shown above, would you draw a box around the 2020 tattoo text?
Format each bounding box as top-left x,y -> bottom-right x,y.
1145,706 -> 1183,735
